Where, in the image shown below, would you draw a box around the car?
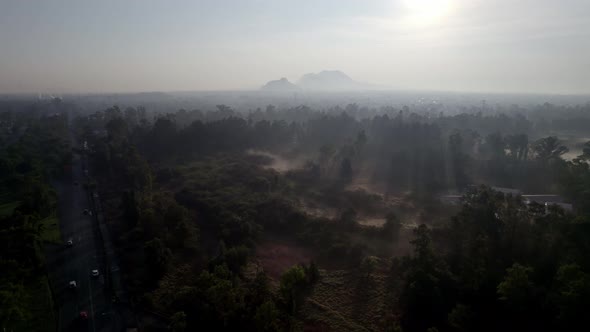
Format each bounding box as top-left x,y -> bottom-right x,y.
79,311 -> 88,320
92,193 -> 98,199
91,269 -> 99,277
69,280 -> 77,289
66,239 -> 73,247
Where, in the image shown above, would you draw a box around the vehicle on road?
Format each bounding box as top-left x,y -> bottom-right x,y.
66,239 -> 73,247
91,269 -> 99,277
69,280 -> 77,289
79,311 -> 88,320
83,209 -> 93,216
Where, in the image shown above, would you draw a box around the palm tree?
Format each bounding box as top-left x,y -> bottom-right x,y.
532,136 -> 568,161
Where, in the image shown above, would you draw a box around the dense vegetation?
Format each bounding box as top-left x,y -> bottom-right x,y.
3,98 -> 590,331
0,108 -> 70,331
71,102 -> 590,331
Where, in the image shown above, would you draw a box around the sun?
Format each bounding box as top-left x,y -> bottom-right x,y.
402,0 -> 455,26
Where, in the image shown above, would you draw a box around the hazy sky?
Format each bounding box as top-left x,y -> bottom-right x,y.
1,0 -> 589,94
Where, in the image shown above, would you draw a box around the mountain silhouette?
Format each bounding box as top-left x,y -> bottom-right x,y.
260,77 -> 299,91
297,70 -> 361,90
261,71 -> 366,91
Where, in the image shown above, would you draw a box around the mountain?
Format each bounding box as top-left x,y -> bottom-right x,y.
261,71 -> 368,91
297,70 -> 363,90
260,77 -> 299,91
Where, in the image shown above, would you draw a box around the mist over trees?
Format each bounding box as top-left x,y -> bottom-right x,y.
3,95 -> 590,331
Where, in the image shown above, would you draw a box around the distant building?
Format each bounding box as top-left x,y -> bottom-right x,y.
440,187 -> 574,213
491,187 -> 522,195
522,195 -> 573,212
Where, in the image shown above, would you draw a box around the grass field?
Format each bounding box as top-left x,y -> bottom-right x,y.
300,268 -> 394,332
0,203 -> 62,244
40,216 -> 62,244
0,200 -> 20,216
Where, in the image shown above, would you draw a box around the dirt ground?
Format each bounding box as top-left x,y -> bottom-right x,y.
255,239 -> 314,279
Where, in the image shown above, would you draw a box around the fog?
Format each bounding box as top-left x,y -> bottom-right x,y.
3,1 -> 590,332
1,0 -> 590,94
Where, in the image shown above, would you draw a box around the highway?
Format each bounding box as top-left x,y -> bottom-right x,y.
45,128 -> 127,332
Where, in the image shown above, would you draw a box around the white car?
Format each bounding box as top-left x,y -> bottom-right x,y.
69,280 -> 77,289
91,269 -> 99,277
66,239 -> 73,247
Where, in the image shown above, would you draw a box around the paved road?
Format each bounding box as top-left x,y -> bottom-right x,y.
46,128 -> 126,332
47,151 -> 106,331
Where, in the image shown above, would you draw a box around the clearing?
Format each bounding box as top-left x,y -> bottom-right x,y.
255,239 -> 314,279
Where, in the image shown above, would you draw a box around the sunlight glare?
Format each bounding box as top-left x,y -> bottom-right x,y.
402,0 -> 455,26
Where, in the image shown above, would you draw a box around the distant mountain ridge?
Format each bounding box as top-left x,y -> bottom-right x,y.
298,70 -> 361,90
261,70 -> 366,91
260,77 -> 299,91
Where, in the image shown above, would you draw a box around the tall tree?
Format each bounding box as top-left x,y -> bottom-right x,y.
532,136 -> 568,161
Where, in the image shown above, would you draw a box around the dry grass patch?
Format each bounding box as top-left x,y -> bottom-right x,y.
256,239 -> 314,280
300,268 -> 392,332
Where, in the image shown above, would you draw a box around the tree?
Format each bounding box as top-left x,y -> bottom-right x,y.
148,117 -> 177,160
279,265 -> 308,313
532,136 -> 568,161
355,130 -> 367,155
400,224 -> 452,332
552,263 -> 590,328
360,256 -> 379,278
411,224 -> 435,265
505,134 -> 529,161
105,117 -> 128,141
170,220 -> 199,251
339,157 -> 353,183
0,283 -> 30,327
483,132 -> 505,160
169,311 -> 187,332
319,144 -> 336,173
449,131 -> 468,188
497,263 -> 535,312
121,190 -> 139,229
224,245 -> 250,273
254,301 -> 280,332
144,238 -> 172,283
447,303 -> 474,332
340,207 -> 357,229
383,212 -> 402,242
250,270 -> 272,306
306,260 -> 320,284
580,140 -> 590,160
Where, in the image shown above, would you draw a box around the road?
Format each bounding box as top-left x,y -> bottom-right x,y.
45,128 -> 128,332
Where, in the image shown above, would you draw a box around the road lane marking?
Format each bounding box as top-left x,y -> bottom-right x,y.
87,260 -> 96,332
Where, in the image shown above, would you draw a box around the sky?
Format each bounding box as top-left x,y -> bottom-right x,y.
1,0 -> 589,94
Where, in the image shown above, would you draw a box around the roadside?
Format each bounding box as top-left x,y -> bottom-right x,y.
0,120 -> 61,332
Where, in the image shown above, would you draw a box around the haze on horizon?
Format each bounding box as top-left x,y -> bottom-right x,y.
1,0 -> 589,95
